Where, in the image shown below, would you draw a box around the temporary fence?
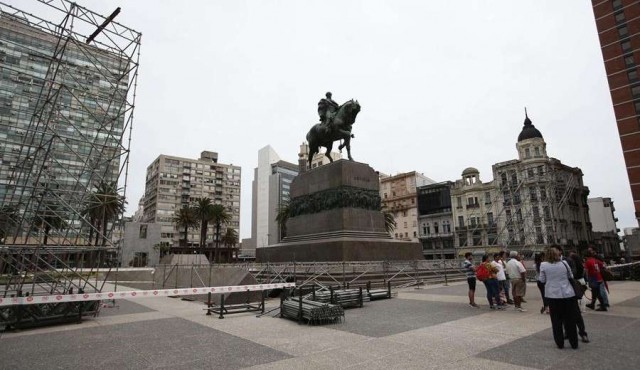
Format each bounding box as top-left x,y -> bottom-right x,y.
0,282 -> 296,307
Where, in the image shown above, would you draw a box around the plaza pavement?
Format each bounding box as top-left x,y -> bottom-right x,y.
1,280 -> 640,369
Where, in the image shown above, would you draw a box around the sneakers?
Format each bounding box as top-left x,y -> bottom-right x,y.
516,307 -> 527,312
469,303 -> 479,308
595,307 -> 608,312
490,305 -> 496,310
586,303 -> 595,310
506,299 -> 515,305
497,305 -> 507,310
580,334 -> 590,343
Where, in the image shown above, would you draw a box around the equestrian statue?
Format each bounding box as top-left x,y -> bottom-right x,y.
306,92 -> 361,167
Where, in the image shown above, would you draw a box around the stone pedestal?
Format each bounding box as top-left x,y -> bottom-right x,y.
256,160 -> 423,262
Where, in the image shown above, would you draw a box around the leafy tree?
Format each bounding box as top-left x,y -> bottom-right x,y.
172,205 -> 198,246
193,198 -> 215,247
153,241 -> 172,260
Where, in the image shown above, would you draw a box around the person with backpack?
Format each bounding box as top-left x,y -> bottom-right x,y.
477,254 -> 504,309
463,252 -> 479,308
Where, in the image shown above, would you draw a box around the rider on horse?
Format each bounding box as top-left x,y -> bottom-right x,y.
318,92 -> 340,132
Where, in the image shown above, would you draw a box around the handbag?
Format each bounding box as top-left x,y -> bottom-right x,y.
563,261 -> 584,299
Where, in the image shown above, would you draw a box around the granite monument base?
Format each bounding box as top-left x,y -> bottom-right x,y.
256,237 -> 423,262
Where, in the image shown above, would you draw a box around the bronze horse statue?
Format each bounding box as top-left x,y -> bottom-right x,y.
306,99 -> 360,167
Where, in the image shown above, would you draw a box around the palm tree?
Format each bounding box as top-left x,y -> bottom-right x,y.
210,204 -> 231,262
193,198 -> 215,247
275,200 -> 290,241
83,182 -> 126,246
382,207 -> 396,234
33,204 -> 67,245
221,228 -> 238,247
173,205 -> 198,246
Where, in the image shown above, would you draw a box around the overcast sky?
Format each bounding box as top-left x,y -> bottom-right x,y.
10,0 -> 634,239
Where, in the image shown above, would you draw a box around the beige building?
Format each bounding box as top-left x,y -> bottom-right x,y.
452,168 -> 499,256
380,172 -> 435,242
142,151 -> 241,247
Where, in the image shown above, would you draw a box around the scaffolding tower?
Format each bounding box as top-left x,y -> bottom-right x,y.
0,0 -> 140,328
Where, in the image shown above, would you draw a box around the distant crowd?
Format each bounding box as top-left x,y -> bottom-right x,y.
463,246 -> 613,349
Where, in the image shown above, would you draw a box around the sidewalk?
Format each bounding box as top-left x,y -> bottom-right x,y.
1,281 -> 639,369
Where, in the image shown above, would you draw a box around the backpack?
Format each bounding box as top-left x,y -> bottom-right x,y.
476,263 -> 490,281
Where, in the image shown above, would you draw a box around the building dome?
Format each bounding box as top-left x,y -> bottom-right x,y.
462,167 -> 479,176
517,111 -> 543,142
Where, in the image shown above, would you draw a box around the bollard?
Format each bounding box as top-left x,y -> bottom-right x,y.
366,281 -> 371,293
330,286 -> 334,304
261,290 -> 265,314
312,284 -> 316,301
387,281 -> 391,298
444,269 -> 449,286
218,294 -> 225,319
298,292 -> 303,324
359,287 -> 363,308
206,292 -> 212,315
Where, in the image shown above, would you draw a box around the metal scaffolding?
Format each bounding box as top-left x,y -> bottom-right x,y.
0,0 -> 140,328
456,160 -> 591,257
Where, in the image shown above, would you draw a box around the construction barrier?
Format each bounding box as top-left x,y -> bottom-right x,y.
0,282 -> 296,307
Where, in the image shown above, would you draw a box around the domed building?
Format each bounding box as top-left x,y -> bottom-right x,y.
489,112 -> 593,256
451,112 -> 593,258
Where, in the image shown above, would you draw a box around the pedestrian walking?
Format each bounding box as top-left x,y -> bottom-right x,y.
535,252 -> 549,314
539,247 -> 585,349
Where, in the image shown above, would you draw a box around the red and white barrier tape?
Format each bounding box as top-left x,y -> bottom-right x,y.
0,282 -> 296,307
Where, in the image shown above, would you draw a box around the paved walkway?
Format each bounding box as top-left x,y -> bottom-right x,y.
1,280 -> 639,369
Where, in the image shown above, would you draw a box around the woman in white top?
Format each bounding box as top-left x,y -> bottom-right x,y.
539,247 -> 582,349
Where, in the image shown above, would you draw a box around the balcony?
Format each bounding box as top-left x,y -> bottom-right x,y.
466,203 -> 480,209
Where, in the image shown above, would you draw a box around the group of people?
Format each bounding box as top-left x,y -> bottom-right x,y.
464,250 -> 527,311
463,245 -> 613,350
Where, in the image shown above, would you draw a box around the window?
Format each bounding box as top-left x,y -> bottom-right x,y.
632,85 -> 640,97
487,212 -> 494,225
629,70 -> 638,82
424,225 -> 428,235
622,41 -> 632,53
404,222 -> 408,229
485,191 -> 492,204
615,11 -> 625,23
139,225 -> 147,239
525,148 -> 531,158
527,168 -> 535,178
458,216 -> 464,228
434,222 -> 439,234
384,192 -> 387,199
534,147 -> 540,156
625,55 -> 635,67
613,0 -> 623,10
635,101 -> 640,113
457,197 -> 462,208
619,25 -> 629,37
413,231 -> 417,237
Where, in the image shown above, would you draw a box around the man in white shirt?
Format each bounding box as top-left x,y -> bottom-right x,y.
506,251 -> 527,312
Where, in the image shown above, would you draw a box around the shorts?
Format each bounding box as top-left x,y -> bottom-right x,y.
511,279 -> 526,297
467,277 -> 476,291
